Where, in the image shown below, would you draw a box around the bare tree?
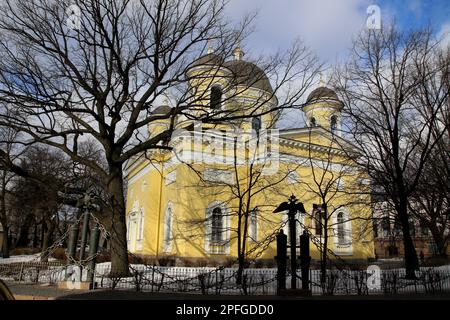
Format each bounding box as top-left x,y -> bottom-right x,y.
180,125 -> 299,286
0,0 -> 319,274
289,127 -> 371,285
0,127 -> 20,258
333,26 -> 450,277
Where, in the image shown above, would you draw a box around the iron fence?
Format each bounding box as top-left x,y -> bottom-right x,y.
1,261 -> 450,296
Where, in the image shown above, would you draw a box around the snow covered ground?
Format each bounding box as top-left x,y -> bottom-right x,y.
0,253 -> 57,264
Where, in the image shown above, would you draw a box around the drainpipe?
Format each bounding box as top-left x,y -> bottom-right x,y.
155,161 -> 164,258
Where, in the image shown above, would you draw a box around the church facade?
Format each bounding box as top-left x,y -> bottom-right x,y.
124,47 -> 375,265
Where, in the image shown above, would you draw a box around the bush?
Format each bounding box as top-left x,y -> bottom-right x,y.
157,255 -> 176,266
10,247 -> 41,256
50,248 -> 67,261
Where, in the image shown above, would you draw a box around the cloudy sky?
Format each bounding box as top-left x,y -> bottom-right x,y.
226,0 -> 450,61
224,0 -> 449,128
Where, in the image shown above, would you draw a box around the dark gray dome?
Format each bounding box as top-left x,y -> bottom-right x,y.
189,53 -> 224,69
152,105 -> 171,115
306,87 -> 340,104
223,60 -> 273,93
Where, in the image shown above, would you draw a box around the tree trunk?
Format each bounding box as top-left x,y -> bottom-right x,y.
321,219 -> 328,285
1,225 -> 9,258
15,213 -> 34,247
398,199 -> 419,278
106,165 -> 129,277
429,225 -> 448,257
41,216 -> 55,262
1,174 -> 9,258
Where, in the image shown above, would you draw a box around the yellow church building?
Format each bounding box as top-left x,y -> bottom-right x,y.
124,46 -> 375,266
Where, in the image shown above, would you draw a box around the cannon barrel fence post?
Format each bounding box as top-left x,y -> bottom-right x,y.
275,229 -> 287,294
300,230 -> 311,291
66,223 -> 80,280
87,225 -> 100,288
288,208 -> 297,289
79,211 -> 90,262
273,195 -> 307,293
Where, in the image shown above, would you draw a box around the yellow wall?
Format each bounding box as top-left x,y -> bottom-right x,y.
124,60 -> 374,264
124,130 -> 375,262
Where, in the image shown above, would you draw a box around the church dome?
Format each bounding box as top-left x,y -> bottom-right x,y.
306,86 -> 340,104
151,105 -> 171,115
189,53 -> 224,69
223,60 -> 273,94
187,52 -> 273,94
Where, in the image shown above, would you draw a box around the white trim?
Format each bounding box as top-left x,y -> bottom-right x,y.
204,201 -> 231,255
128,164 -> 155,185
163,202 -> 174,253
249,209 -> 259,242
332,208 -> 353,255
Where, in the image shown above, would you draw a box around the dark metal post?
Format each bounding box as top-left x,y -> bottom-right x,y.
87,225 -> 100,287
67,223 -> 79,262
275,230 -> 287,293
288,209 -> 297,289
79,212 -> 90,262
300,230 -> 311,290
66,223 -> 80,281
273,195 -> 306,292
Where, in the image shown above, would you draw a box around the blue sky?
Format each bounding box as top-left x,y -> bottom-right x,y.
225,0 -> 449,128
226,0 -> 450,62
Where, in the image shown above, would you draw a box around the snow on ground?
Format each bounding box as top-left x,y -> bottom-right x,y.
0,253 -> 57,264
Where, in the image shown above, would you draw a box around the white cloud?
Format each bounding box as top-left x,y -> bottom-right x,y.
437,22 -> 450,50
226,0 -> 371,61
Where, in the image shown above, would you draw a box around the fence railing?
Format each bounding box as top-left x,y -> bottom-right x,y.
1,261 -> 450,296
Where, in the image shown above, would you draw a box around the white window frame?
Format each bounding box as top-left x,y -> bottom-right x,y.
332,208 -> 353,255
205,201 -> 230,255
249,209 -> 258,242
287,171 -> 300,184
135,208 -> 144,251
163,202 -> 174,253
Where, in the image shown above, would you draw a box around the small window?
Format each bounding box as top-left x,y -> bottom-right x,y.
138,208 -> 145,240
163,204 -> 173,252
373,219 -> 379,238
381,217 -> 390,237
337,212 -> 345,245
409,219 -> 416,237
252,117 -> 262,133
249,209 -> 258,241
330,115 -> 337,134
310,117 -> 316,127
211,207 -> 223,243
314,207 -> 325,236
210,85 -> 222,109
394,219 -> 402,236
420,223 -> 429,236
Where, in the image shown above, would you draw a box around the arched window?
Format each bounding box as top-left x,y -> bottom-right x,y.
409,218 -> 416,237
381,217 -> 390,237
163,203 -> 173,252
310,117 -> 316,127
211,207 -> 223,243
330,115 -> 337,134
252,117 -> 261,133
138,208 -> 145,241
249,209 -> 258,241
205,202 -> 230,254
420,222 -> 429,236
210,85 -> 222,109
394,219 -> 402,236
314,207 -> 325,236
337,212 -> 346,245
